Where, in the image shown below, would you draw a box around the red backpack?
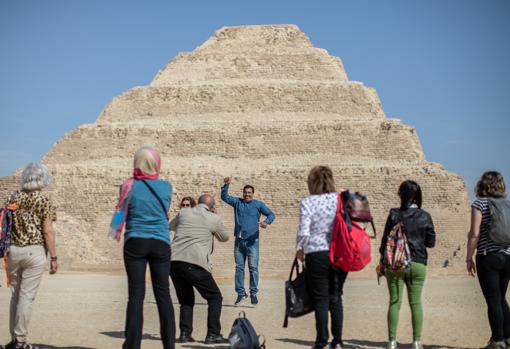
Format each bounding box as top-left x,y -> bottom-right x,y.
329,191 -> 376,272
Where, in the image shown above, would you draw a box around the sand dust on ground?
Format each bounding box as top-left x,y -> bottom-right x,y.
0,272 -> 495,349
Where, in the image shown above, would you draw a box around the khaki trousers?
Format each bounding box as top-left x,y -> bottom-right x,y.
8,245 -> 47,343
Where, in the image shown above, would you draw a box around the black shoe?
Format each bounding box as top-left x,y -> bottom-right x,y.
250,294 -> 258,305
177,332 -> 195,343
234,294 -> 248,306
204,334 -> 228,344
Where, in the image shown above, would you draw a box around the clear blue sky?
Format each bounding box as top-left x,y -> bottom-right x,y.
1,0 -> 509,198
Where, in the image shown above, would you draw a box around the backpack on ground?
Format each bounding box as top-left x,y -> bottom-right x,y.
329,190 -> 376,272
487,198 -> 510,245
0,193 -> 18,258
283,258 -> 313,328
228,311 -> 265,349
383,217 -> 412,273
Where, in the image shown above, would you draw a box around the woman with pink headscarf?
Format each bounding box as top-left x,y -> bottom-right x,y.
110,145 -> 175,349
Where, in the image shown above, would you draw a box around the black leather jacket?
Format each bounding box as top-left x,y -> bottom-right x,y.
379,207 -> 436,265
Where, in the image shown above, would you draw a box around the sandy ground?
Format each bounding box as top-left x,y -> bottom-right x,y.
0,272 -> 498,349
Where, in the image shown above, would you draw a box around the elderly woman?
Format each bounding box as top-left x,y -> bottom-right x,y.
4,162 -> 58,349
110,146 -> 175,349
466,171 -> 510,349
295,166 -> 347,349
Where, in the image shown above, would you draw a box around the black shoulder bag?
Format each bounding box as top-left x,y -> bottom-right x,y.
283,257 -> 313,328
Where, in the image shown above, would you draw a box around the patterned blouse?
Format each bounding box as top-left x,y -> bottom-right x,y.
296,192 -> 338,254
11,190 -> 56,247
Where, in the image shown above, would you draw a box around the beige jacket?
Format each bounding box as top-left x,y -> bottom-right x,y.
170,203 -> 229,272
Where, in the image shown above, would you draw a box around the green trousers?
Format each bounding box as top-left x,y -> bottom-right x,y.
385,262 -> 426,341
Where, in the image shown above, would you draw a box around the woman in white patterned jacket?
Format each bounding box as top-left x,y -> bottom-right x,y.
295,165 -> 346,349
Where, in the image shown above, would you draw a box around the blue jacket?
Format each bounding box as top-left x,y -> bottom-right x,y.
125,179 -> 172,245
221,184 -> 275,240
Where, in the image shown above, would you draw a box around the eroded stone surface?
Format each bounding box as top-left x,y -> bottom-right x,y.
0,25 -> 470,274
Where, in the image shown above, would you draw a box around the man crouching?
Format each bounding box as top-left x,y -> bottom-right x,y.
170,194 -> 229,344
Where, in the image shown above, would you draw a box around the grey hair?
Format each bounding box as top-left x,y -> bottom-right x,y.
20,162 -> 53,191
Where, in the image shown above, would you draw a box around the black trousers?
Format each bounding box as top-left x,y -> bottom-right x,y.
305,251 -> 348,348
123,238 -> 176,349
170,261 -> 223,336
477,252 -> 510,341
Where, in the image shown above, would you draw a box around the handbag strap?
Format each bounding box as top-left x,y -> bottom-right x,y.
141,180 -> 167,216
288,257 -> 301,281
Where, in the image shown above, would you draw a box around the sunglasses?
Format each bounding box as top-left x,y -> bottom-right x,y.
181,203 -> 191,207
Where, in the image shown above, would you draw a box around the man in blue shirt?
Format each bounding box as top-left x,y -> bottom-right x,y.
221,177 -> 276,306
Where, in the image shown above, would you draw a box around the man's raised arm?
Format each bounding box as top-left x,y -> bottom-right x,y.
220,177 -> 237,207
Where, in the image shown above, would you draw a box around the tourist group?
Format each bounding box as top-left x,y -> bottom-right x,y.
1,145 -> 509,349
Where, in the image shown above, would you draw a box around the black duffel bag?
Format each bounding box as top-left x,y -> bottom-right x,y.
283,257 -> 313,327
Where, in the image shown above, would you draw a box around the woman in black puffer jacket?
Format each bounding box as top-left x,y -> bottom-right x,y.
378,180 -> 436,349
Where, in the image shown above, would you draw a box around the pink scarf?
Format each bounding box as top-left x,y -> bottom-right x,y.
109,149 -> 161,241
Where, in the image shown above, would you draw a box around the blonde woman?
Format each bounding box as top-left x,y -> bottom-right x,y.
110,146 -> 175,349
295,166 -> 347,349
5,162 -> 57,349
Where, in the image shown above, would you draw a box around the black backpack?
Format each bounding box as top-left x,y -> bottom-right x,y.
283,258 -> 313,327
228,311 -> 265,349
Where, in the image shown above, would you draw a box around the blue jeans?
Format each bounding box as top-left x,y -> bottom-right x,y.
234,237 -> 259,296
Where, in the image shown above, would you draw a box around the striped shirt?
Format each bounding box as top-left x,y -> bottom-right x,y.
473,198 -> 510,255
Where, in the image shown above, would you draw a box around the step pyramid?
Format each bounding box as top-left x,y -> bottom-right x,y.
0,25 -> 470,275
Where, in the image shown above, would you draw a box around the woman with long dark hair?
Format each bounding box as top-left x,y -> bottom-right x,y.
378,180 -> 436,349
466,171 -> 510,349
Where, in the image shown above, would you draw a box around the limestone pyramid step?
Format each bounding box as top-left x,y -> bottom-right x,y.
97,82 -> 385,123
194,25 -> 314,52
151,49 -> 347,85
44,117 -> 423,164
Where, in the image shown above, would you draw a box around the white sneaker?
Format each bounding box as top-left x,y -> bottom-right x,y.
411,341 -> 423,349
387,340 -> 397,349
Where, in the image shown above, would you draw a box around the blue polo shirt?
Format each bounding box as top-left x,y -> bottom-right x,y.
125,179 -> 172,245
221,184 -> 275,240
